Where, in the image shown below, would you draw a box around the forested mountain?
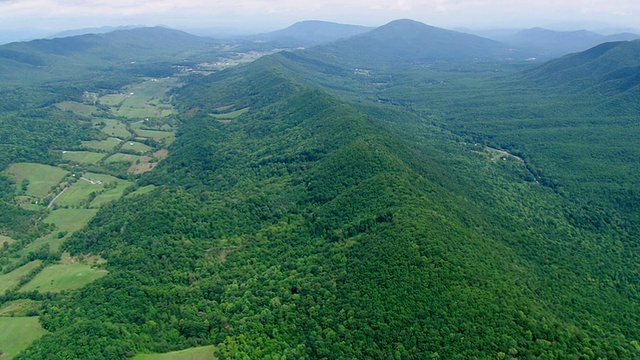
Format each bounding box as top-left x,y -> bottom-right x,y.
298,19 -> 518,68
2,18 -> 640,359
248,20 -> 373,47
500,27 -> 639,58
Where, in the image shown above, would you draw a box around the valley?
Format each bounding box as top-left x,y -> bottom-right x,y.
0,19 -> 639,359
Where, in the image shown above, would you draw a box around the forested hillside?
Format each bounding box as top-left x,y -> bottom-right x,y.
2,20 -> 640,359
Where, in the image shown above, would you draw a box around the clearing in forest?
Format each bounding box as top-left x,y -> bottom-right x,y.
20,209 -> 99,253
96,119 -> 132,138
62,150 -> 105,164
4,163 -> 68,197
120,141 -> 154,154
82,137 -> 123,152
55,101 -> 98,117
19,262 -> 106,293
0,299 -> 40,317
0,317 -> 48,360
0,261 -> 42,293
132,345 -> 216,360
53,172 -> 132,208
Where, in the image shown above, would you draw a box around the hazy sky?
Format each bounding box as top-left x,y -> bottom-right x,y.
0,0 -> 638,34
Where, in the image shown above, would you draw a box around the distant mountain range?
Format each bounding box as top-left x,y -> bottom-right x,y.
491,27 -> 639,58
248,20 -> 373,47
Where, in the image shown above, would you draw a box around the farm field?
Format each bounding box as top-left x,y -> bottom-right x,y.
0,261 -> 42,293
20,209 -> 99,253
0,317 -> 48,360
55,101 -> 97,117
121,141 -> 154,154
132,345 -> 216,360
81,137 -> 122,152
19,262 -> 106,293
101,78 -> 179,118
0,299 -> 40,317
62,150 -> 105,164
131,127 -> 175,143
4,163 -> 68,197
105,153 -> 147,164
53,172 -> 132,208
0,235 -> 13,246
98,119 -> 131,138
210,107 -> 249,120
126,185 -> 156,197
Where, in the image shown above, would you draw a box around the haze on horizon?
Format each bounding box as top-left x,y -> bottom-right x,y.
0,0 -> 638,38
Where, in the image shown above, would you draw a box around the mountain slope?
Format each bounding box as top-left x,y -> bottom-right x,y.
249,20 -> 373,47
302,19 -> 517,68
504,27 -> 639,58
16,51 -> 640,359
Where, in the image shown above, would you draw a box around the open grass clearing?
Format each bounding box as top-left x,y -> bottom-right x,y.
98,119 -> 131,138
81,137 -> 122,152
53,173 -> 132,208
62,150 -> 105,164
4,163 -> 68,197
133,345 -> 216,360
210,107 -> 249,119
55,101 -> 97,117
19,262 -> 107,293
131,127 -> 175,143
104,78 -> 179,118
121,141 -> 154,154
126,185 -> 156,197
105,153 -> 147,164
98,93 -> 128,107
19,209 -> 99,253
0,261 -> 42,293
0,235 -> 14,246
0,317 -> 48,359
0,299 -> 40,317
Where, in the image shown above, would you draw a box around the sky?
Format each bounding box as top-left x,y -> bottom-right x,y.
0,0 -> 638,36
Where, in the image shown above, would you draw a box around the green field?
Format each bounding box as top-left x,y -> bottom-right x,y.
4,163 -> 68,197
210,107 -> 249,119
121,141 -> 154,154
105,153 -> 146,164
53,173 -> 132,208
98,119 -> 131,138
55,101 -> 97,117
0,299 -> 40,317
0,317 -> 48,359
0,261 -> 42,293
0,235 -> 14,246
126,185 -> 157,198
62,150 -> 105,164
133,346 -> 216,360
21,209 -> 99,253
81,137 -> 123,152
19,263 -> 107,293
102,78 -> 178,118
131,126 -> 175,142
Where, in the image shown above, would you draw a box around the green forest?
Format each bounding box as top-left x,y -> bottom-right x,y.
1,21 -> 640,359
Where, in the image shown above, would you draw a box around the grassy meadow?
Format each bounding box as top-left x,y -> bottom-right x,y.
53,173 -> 131,208
55,101 -> 98,117
120,141 -> 154,154
0,261 -> 42,293
62,151 -> 105,164
4,163 -> 68,197
0,299 -> 40,317
98,119 -> 131,138
133,346 -> 216,360
19,263 -> 106,293
0,317 -> 48,359
81,137 -> 123,152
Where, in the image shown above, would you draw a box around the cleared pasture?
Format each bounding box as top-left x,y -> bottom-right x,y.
133,345 -> 216,360
105,153 -> 146,164
82,137 -> 122,152
0,261 -> 42,293
62,151 -> 104,164
121,141 -> 154,154
53,173 -> 131,208
131,126 -> 175,142
23,209 -> 99,252
98,119 -> 131,138
4,163 -> 68,197
210,107 -> 249,119
0,317 -> 48,359
55,101 -> 97,117
19,263 -> 106,293
0,299 -> 40,317
105,78 -> 179,118
126,185 -> 156,197
0,235 -> 14,246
